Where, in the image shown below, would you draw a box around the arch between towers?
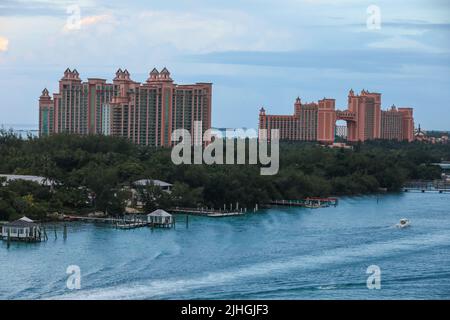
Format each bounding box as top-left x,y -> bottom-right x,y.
335,111 -> 357,142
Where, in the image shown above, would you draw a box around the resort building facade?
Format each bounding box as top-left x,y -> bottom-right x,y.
259,89 -> 414,143
259,97 -> 336,143
39,68 -> 212,147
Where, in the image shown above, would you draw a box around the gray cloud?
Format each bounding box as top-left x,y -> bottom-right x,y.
185,48 -> 450,74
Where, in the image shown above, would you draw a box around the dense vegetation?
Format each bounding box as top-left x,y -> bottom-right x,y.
1,130 -> 448,221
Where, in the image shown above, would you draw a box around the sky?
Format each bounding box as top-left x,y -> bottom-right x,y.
0,0 -> 449,130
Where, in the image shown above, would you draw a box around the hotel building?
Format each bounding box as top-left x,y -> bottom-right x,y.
39,68 -> 212,147
259,97 -> 336,143
259,89 -> 414,143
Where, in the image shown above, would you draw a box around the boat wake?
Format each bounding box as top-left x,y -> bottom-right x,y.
46,231 -> 450,300
316,285 -> 338,290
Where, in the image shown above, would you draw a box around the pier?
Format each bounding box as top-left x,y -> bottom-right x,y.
65,212 -> 175,229
115,221 -> 148,229
1,217 -> 48,243
65,215 -> 139,224
268,197 -> 339,208
65,215 -> 151,229
169,207 -> 245,217
403,180 -> 450,193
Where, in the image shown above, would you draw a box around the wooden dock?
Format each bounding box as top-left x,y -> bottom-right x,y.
168,207 -> 245,217
65,216 -> 127,223
269,197 -> 339,208
64,215 -> 177,229
65,215 -> 150,229
403,181 -> 450,193
115,221 -> 148,229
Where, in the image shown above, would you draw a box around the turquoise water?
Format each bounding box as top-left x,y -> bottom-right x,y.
1,192 -> 449,300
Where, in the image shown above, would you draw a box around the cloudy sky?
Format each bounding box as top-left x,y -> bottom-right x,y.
0,0 -> 449,130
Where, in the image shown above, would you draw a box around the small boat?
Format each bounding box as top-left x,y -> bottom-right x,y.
305,203 -> 321,209
396,218 -> 411,228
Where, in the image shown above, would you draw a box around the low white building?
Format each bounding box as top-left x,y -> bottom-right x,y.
0,174 -> 54,186
147,209 -> 173,228
1,217 -> 43,242
125,179 -> 173,209
133,179 -> 173,192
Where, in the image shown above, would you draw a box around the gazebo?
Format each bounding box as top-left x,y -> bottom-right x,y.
1,217 -> 43,242
147,209 -> 174,228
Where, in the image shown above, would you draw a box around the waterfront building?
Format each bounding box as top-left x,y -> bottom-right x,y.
1,217 -> 43,242
259,89 -> 414,143
341,89 -> 382,142
259,97 -> 336,144
380,105 -> 414,141
39,68 -> 212,147
147,209 -> 174,228
381,105 -> 404,140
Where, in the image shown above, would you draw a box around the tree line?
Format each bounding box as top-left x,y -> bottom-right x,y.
0,130 -> 448,221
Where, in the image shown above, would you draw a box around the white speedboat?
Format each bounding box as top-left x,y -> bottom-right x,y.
396,218 -> 411,228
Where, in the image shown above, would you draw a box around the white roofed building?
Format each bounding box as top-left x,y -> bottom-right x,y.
0,174 -> 54,187
1,216 -> 44,242
133,179 -> 172,192
147,209 -> 174,228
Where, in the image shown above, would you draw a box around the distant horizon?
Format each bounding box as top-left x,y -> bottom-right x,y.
1,123 -> 450,133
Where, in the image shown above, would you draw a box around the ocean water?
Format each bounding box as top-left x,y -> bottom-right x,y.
0,124 -> 38,138
0,192 -> 449,300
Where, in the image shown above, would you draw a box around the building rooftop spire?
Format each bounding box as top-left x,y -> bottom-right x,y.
147,68 -> 160,82
62,68 -> 80,80
159,67 -> 173,82
114,68 -> 131,81
39,88 -> 52,102
39,88 -> 51,100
